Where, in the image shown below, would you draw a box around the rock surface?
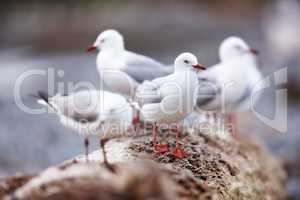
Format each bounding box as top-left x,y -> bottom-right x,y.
0,131 -> 286,200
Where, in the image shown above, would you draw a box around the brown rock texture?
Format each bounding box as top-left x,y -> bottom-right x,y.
1,131 -> 286,200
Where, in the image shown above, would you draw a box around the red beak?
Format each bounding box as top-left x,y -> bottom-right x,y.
249,48 -> 259,55
192,64 -> 206,70
86,46 -> 97,52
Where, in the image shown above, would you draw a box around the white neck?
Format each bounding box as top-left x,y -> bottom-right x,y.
97,49 -> 125,70
174,66 -> 194,73
105,42 -> 125,52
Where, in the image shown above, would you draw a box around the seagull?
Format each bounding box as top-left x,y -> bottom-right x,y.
86,29 -> 172,98
37,89 -> 134,170
136,52 -> 206,158
195,37 -> 263,132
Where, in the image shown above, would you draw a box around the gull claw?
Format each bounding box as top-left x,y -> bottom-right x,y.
132,116 -> 140,125
172,147 -> 187,158
154,143 -> 169,153
132,115 -> 140,132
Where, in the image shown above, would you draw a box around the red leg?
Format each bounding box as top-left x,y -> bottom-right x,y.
132,114 -> 140,132
206,113 -> 211,123
153,123 -> 168,153
172,125 -> 187,158
175,125 -> 180,148
227,114 -> 237,138
152,123 -> 157,145
213,113 -> 217,123
84,137 -> 89,162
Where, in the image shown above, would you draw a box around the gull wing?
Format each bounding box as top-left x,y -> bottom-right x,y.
195,63 -> 222,109
122,51 -> 172,83
52,90 -> 101,123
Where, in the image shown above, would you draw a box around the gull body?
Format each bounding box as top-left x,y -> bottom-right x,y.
195,37 -> 263,119
37,89 -> 133,169
139,54 -> 201,123
87,29 -> 172,97
136,52 -> 205,157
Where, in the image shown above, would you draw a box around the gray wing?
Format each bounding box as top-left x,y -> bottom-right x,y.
194,62 -> 223,108
64,90 -> 127,123
71,111 -> 99,123
136,81 -> 164,106
196,80 -> 253,111
122,51 -> 173,83
55,91 -> 101,124
195,77 -> 221,108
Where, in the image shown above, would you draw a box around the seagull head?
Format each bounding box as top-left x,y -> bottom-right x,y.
174,52 -> 206,71
219,36 -> 259,62
86,29 -> 124,52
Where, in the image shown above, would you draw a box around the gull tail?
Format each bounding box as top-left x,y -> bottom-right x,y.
36,91 -> 56,111
37,91 -> 49,106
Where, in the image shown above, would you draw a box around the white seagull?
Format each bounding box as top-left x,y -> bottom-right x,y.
37,90 -> 134,170
195,37 -> 263,130
86,29 -> 172,97
136,52 -> 206,158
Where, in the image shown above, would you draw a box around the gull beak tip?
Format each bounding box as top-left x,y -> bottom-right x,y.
86,46 -> 97,52
250,48 -> 259,55
193,64 -> 206,70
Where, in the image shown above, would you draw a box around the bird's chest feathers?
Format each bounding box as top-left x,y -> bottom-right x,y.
160,71 -> 198,96
97,52 -> 126,70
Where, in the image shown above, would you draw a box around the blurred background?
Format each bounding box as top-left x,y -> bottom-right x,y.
0,0 -> 299,198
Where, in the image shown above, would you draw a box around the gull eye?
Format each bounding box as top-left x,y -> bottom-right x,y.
100,39 -> 105,43
184,60 -> 189,64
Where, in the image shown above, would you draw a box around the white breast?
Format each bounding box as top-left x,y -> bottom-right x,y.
97,51 -> 126,70
160,70 -> 198,108
141,70 -> 198,124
